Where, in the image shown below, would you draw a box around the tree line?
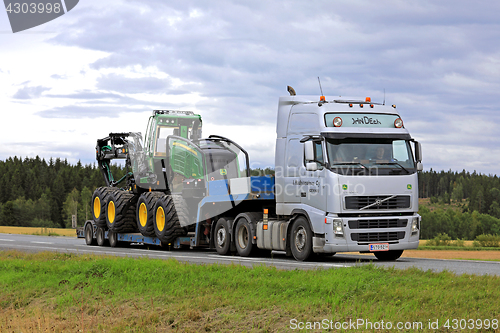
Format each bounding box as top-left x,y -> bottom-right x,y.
0,156 -> 121,228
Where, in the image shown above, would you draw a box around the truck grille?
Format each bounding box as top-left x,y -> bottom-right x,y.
345,195 -> 410,210
348,219 -> 407,229
351,232 -> 405,243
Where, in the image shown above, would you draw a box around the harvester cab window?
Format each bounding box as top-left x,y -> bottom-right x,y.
154,126 -> 178,156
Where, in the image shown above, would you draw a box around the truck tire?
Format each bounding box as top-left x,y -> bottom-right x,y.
108,230 -> 118,247
153,194 -> 188,244
234,214 -> 256,257
92,187 -> 115,228
106,190 -> 138,233
96,227 -> 106,246
214,217 -> 231,255
374,250 -> 403,261
136,191 -> 163,237
84,223 -> 96,246
290,216 -> 313,261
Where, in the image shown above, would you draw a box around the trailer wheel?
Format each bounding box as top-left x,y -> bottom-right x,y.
106,190 -> 138,233
108,230 -> 118,247
84,223 -> 96,246
290,217 -> 312,261
234,216 -> 254,257
374,250 -> 403,261
96,227 -> 106,246
214,217 -> 231,255
136,192 -> 163,237
153,194 -> 188,244
92,187 -> 115,228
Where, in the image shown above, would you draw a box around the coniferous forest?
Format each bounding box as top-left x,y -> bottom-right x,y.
1,156 -> 500,239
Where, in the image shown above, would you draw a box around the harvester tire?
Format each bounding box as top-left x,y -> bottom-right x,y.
106,190 -> 138,233
136,191 -> 163,237
153,194 -> 188,244
92,187 -> 115,228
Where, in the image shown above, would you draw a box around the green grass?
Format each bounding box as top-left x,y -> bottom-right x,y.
0,250 -> 499,332
417,246 -> 500,251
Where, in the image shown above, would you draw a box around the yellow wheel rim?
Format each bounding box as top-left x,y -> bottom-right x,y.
156,206 -> 165,232
139,203 -> 148,227
108,201 -> 115,224
93,196 -> 101,219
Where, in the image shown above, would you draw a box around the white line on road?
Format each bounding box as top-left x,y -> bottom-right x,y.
30,241 -> 55,244
0,239 -> 14,242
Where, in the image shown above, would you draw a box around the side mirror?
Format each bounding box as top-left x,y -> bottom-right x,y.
304,140 -> 314,162
306,162 -> 318,171
417,162 -> 423,172
415,141 -> 422,163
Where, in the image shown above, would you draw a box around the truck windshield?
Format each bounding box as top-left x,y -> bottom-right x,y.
325,138 -> 415,175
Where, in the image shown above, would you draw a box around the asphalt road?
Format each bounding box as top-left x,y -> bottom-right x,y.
0,233 -> 499,276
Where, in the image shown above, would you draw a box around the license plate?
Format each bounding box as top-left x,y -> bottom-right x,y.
369,243 -> 389,252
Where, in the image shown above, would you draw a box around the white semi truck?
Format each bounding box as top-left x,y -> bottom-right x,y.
82,88 -> 422,261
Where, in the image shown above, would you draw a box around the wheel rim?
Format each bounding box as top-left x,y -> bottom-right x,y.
237,223 -> 248,249
139,202 -> 148,227
217,227 -> 226,247
93,197 -> 101,219
294,226 -> 306,252
156,206 -> 165,232
108,201 -> 115,224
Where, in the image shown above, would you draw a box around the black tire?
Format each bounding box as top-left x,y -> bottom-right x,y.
136,191 -> 163,237
108,230 -> 118,247
96,227 -> 106,246
153,194 -> 188,244
214,217 -> 231,255
84,223 -> 96,246
234,214 -> 255,257
374,250 -> 404,261
106,190 -> 138,233
290,217 -> 313,261
92,187 -> 115,228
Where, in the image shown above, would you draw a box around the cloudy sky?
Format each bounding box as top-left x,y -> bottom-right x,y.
1,0 -> 500,174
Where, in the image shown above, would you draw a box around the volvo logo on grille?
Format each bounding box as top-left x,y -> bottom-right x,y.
374,199 -> 383,206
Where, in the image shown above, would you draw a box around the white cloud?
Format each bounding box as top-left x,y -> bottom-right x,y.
1,0 -> 500,175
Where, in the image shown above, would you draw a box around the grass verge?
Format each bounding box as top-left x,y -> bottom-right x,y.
0,250 -> 499,332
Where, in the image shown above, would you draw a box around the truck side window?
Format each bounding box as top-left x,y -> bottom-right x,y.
314,142 -> 324,164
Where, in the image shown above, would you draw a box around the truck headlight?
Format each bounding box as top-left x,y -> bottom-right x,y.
333,219 -> 344,237
411,217 -> 419,235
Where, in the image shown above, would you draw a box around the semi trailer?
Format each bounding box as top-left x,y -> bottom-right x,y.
81,88 -> 422,261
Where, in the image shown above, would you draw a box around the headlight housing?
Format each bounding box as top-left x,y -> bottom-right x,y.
333,219 -> 344,237
411,217 -> 419,235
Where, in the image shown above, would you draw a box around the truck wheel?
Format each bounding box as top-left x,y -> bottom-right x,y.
108,230 -> 118,247
234,216 -> 254,257
137,192 -> 163,237
214,217 -> 231,255
106,190 -> 138,233
153,195 -> 188,244
84,223 -> 96,246
96,227 -> 106,246
374,250 -> 404,261
92,187 -> 114,228
290,217 -> 313,261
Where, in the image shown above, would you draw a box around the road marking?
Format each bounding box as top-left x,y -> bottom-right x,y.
31,241 -> 55,244
0,239 -> 14,242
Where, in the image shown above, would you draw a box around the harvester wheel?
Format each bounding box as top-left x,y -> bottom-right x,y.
153,194 -> 188,244
92,187 -> 115,228
136,191 -> 163,237
106,190 -> 138,233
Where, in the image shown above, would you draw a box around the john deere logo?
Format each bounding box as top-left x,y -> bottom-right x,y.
407,184 -> 412,190
220,169 -> 227,176
342,184 -> 348,190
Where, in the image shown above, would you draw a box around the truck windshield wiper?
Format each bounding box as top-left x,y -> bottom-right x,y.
331,162 -> 368,168
375,162 -> 410,174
